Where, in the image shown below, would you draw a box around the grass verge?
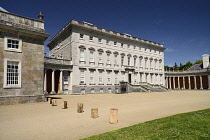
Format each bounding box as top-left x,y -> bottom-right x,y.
82,108 -> 210,140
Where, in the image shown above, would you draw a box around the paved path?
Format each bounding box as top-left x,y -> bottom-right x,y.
0,90 -> 210,140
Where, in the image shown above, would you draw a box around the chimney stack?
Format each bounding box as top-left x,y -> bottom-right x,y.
202,54 -> 209,69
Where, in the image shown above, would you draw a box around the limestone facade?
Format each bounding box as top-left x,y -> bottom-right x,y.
0,10 -> 49,105
47,20 -> 165,94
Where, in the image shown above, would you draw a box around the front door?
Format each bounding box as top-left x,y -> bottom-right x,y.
128,74 -> 131,83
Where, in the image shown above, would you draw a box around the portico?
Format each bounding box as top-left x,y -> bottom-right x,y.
44,57 -> 72,94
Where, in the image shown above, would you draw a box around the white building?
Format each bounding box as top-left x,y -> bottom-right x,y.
46,20 -> 166,94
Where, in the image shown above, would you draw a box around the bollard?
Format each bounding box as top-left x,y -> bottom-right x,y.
91,108 -> 99,118
109,108 -> 118,124
48,98 -> 52,104
62,101 -> 67,109
52,99 -> 57,106
77,103 -> 84,113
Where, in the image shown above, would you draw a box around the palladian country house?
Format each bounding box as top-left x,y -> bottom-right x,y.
0,8 -> 209,105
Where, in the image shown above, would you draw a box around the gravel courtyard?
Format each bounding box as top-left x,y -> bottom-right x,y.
0,90 -> 210,140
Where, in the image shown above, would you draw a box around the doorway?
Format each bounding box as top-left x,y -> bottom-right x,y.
128,74 -> 131,83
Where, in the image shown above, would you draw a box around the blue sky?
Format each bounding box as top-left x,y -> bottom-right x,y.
1,0 -> 210,66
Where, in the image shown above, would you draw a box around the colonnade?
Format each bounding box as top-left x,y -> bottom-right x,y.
44,69 -> 71,94
165,75 -> 204,90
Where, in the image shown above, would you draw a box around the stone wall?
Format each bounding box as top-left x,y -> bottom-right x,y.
0,31 -> 45,105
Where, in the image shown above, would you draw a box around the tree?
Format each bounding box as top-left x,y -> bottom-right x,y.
174,62 -> 178,68
180,63 -> 183,67
194,60 -> 203,64
183,61 -> 193,70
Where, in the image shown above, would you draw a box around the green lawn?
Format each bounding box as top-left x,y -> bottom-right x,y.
82,108 -> 210,140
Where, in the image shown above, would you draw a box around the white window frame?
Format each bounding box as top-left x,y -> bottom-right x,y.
107,72 -> 111,83
89,36 -> 93,41
121,72 -> 125,81
80,34 -> 84,39
128,57 -> 131,66
114,41 -> 117,46
90,71 -> 94,84
99,52 -> 103,63
4,58 -> 21,88
121,56 -> 124,66
89,51 -> 94,62
80,49 -> 85,61
98,38 -> 102,43
139,58 -> 142,67
4,37 -> 22,52
107,53 -> 111,64
114,55 -> 117,65
115,73 -> 118,84
99,71 -> 103,84
80,70 -> 85,84
134,57 -> 136,67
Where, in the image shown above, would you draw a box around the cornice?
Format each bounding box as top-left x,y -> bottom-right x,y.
48,19 -> 166,50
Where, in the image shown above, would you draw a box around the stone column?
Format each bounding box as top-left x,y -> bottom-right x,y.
60,70 -> 63,93
194,76 -> 197,89
183,76 -> 185,89
51,69 -> 56,94
166,76 -> 168,88
188,76 -> 191,89
169,77 -> 171,89
200,76 -> 203,89
173,76 -> 175,89
44,69 -> 47,94
178,76 -> 180,89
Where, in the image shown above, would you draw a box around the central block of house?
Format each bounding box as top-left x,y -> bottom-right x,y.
46,20 -> 166,94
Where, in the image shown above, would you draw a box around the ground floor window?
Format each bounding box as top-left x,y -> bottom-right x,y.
4,59 -> 21,88
81,89 -> 85,94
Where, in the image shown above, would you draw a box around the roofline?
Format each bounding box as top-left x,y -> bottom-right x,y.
48,19 -> 165,49
0,10 -> 45,23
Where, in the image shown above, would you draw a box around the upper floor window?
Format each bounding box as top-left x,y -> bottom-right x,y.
121,56 -> 124,66
114,41 -> 117,46
90,51 -> 94,62
133,46 -> 136,50
98,38 -> 102,43
107,53 -> 111,64
99,52 -> 103,63
80,34 -> 84,39
127,45 -> 130,49
89,36 -> 93,41
114,55 -> 117,65
106,40 -> 109,45
4,59 -> 21,88
121,43 -> 124,47
134,57 -> 136,67
139,58 -> 142,67
121,72 -> 125,81
80,50 -> 85,61
128,57 -> 131,66
4,37 -> 22,52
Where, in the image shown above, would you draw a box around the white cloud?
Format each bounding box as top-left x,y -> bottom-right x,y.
165,48 -> 176,52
